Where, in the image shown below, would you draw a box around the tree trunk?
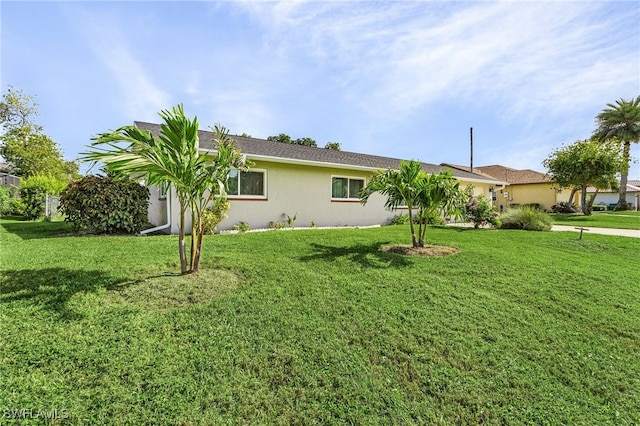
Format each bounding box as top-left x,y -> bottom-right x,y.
190,209 -> 197,271
417,209 -> 424,248
580,187 -> 592,216
587,189 -> 599,211
617,141 -> 631,210
407,206 -> 419,248
193,216 -> 205,273
179,208 -> 188,274
567,187 -> 578,206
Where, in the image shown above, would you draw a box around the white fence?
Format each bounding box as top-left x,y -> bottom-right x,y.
45,194 -> 60,221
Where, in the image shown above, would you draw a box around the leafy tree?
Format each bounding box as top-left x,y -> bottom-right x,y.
267,133 -> 292,144
81,104 -> 247,274
0,85 -> 78,180
324,142 -> 341,151
2,130 -> 78,180
292,137 -> 317,147
360,160 -> 466,247
0,85 -> 40,133
543,139 -> 623,215
593,96 -> 640,210
267,133 -> 318,147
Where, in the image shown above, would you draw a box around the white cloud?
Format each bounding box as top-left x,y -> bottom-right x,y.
231,1 -> 638,132
74,11 -> 171,120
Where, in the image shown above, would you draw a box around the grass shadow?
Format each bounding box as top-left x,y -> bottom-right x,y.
1,219 -> 74,240
299,241 -> 412,268
0,267 -> 127,320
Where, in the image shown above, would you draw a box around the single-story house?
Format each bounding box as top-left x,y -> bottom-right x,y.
443,164 -> 563,212
588,180 -> 640,210
136,122 -> 505,233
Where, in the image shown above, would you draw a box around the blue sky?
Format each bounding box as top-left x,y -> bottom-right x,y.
2,1 -> 639,177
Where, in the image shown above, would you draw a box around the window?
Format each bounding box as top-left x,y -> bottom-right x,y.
227,169 -> 266,198
331,176 -> 364,199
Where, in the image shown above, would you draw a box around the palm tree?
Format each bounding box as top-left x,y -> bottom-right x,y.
360,160 -> 465,248
81,104 -> 246,274
360,160 -> 422,247
414,171 -> 466,246
593,96 -> 640,210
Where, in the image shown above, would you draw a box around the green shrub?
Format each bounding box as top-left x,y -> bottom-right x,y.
268,221 -> 286,230
202,199 -> 230,234
389,213 -> 410,225
59,175 -> 149,234
415,210 -> 446,226
6,196 -> 25,216
551,201 -> 576,213
19,175 -> 67,220
466,195 -> 500,228
390,211 -> 445,226
284,212 -> 297,228
0,186 -> 11,216
500,206 -> 553,231
233,221 -> 250,232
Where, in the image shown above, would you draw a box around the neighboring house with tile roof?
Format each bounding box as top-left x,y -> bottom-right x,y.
136,122 -> 503,233
587,180 -> 640,210
443,164 -> 565,212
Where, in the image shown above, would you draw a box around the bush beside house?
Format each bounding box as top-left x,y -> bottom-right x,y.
60,176 -> 149,234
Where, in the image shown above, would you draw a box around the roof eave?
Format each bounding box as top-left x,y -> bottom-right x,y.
199,148 -> 502,183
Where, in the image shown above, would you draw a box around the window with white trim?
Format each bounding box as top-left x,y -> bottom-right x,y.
227,169 -> 266,197
331,176 -> 364,199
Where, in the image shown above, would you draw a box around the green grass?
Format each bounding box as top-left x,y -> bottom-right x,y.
550,211 -> 640,230
1,219 -> 639,424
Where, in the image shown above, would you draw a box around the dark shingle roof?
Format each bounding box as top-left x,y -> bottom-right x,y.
135,122 -> 497,182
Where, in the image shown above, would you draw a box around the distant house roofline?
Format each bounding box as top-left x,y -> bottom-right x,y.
443,163 -> 551,185
586,181 -> 640,194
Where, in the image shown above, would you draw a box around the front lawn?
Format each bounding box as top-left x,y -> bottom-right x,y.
1,219 -> 638,424
550,211 -> 640,230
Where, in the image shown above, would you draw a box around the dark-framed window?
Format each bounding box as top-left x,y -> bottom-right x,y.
227,169 -> 266,198
331,176 -> 364,199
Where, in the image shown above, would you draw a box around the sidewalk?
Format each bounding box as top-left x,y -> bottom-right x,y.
551,225 -> 640,238
447,222 -> 640,238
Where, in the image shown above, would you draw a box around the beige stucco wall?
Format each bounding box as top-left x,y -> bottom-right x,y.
493,182 -> 558,212
218,161 -> 392,230
146,161 -> 501,233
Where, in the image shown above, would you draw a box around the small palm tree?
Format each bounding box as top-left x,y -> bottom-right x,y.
82,104 -> 246,274
414,171 -> 466,246
360,160 -> 466,247
593,96 -> 640,210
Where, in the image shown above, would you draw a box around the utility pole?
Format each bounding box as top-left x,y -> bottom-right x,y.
470,127 -> 473,174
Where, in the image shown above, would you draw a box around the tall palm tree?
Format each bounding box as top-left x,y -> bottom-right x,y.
360,160 -> 465,248
81,104 -> 246,274
593,96 -> 640,210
